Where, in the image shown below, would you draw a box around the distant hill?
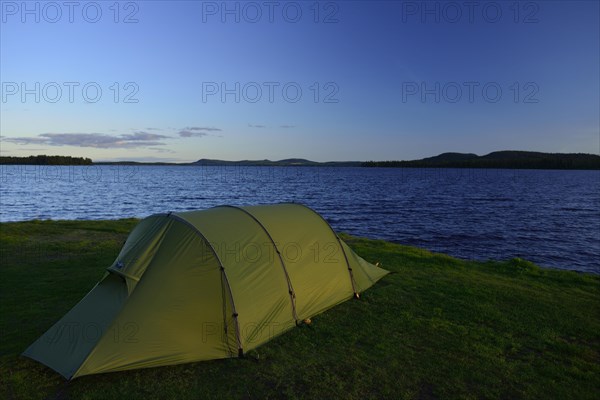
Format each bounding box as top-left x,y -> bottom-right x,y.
362,151 -> 600,170
93,161 -> 180,166
93,158 -> 361,167
191,158 -> 362,167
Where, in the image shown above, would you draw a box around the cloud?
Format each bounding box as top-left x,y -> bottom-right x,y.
2,126 -> 221,148
2,136 -> 49,145
177,126 -> 221,137
248,124 -> 295,129
3,132 -> 170,149
152,148 -> 176,154
178,130 -> 208,138
185,127 -> 222,132
126,131 -> 171,141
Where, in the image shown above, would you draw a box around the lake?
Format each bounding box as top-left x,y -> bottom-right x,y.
0,165 -> 598,273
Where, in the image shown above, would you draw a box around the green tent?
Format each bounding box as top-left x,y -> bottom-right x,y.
23,203 -> 389,379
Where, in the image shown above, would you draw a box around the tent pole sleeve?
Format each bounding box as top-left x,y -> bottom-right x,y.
289,203 -> 359,297
217,205 -> 300,323
167,214 -> 244,356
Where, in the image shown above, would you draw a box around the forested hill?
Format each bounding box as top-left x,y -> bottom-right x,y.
362,151 -> 600,170
0,155 -> 92,165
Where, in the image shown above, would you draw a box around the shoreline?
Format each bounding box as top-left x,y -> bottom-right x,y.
2,150 -> 599,170
1,163 -> 599,171
1,218 -> 597,276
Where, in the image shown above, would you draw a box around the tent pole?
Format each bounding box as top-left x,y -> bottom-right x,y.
167,214 -> 244,356
288,203 -> 360,298
217,205 -> 300,324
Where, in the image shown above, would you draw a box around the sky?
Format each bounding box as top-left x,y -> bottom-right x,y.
0,0 -> 598,162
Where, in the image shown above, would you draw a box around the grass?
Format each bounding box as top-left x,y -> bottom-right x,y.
0,219 -> 598,399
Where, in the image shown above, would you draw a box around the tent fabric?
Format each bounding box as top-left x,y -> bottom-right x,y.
23,203 -> 389,379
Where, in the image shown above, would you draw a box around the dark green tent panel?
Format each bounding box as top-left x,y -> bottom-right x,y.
23,203 -> 389,379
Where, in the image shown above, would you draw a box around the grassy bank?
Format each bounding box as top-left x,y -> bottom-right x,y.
0,220 -> 598,399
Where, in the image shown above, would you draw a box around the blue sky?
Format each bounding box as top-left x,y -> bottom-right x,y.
1,0 -> 598,162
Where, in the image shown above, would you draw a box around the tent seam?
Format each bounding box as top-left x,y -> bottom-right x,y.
72,214 -> 173,379
167,213 -> 244,357
285,203 -> 359,296
216,205 -> 300,324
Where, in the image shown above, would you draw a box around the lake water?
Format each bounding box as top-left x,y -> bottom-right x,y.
0,165 -> 598,274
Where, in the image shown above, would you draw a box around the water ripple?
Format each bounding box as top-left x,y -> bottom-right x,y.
0,165 -> 598,273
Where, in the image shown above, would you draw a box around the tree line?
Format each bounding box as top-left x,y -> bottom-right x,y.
0,155 -> 93,165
